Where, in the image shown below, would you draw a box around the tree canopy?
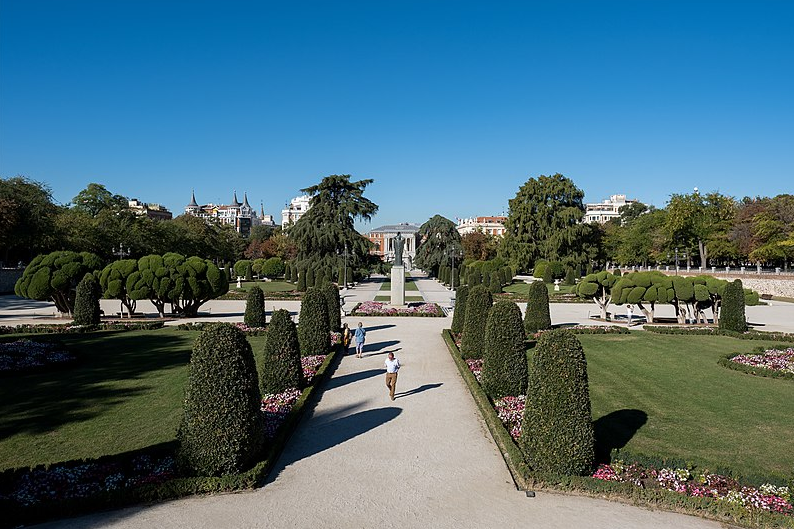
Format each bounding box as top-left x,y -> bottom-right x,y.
414,215 -> 462,276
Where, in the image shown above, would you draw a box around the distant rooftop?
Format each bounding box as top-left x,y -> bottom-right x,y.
369,222 -> 421,234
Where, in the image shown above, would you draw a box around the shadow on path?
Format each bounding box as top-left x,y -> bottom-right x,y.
363,340 -> 400,354
593,409 -> 648,464
324,369 -> 383,390
264,404 -> 401,483
0,295 -> 54,311
395,383 -> 442,399
363,324 -> 396,332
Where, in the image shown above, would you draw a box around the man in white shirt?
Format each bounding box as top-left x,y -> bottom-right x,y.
384,352 -> 401,401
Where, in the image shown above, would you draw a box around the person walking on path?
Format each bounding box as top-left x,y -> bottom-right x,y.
384,351 -> 401,400
354,322 -> 366,358
341,323 -> 352,353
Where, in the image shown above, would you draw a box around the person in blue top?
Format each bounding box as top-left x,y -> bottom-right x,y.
354,322 -> 366,358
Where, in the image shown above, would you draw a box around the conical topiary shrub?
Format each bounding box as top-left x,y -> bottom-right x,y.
306,267 -> 315,289
489,271 -> 502,294
524,280 -> 551,335
245,262 -> 253,281
73,273 -> 101,326
298,287 -> 329,356
461,285 -> 493,359
177,323 -> 264,476
720,279 -> 747,332
520,329 -> 594,475
482,300 -> 528,399
244,286 -> 266,327
321,283 -> 341,331
451,285 -> 469,334
225,264 -> 232,282
564,267 -> 576,286
260,309 -> 303,394
297,268 -> 307,292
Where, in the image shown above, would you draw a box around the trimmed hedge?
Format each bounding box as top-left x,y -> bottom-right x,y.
644,326 -> 794,342
243,286 -> 266,328
489,271 -> 502,294
177,324 -> 265,476
296,267 -> 307,291
460,285 -> 492,359
298,287 -> 329,356
482,301 -> 528,399
321,283 -> 341,332
72,274 -> 101,326
451,285 -> 469,334
720,279 -> 747,333
524,280 -> 551,335
520,330 -> 594,475
15,251 -> 103,314
259,309 -> 304,393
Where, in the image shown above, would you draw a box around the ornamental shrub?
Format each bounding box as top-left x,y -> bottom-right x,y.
720,279 -> 747,332
244,286 -> 266,327
524,280 -> 551,335
564,267 -> 576,286
296,267 -> 307,291
73,273 -> 101,326
482,300 -> 528,399
451,285 -> 469,334
482,269 -> 491,288
233,260 -> 251,279
245,262 -> 253,281
542,265 -> 553,284
500,266 -> 512,286
259,309 -> 303,394
461,285 -> 493,359
15,250 -> 103,314
284,263 -> 292,282
489,271 -> 502,294
306,267 -> 315,289
321,283 -> 341,331
224,264 -> 232,282
260,257 -> 285,279
468,267 -> 482,286
548,261 -> 564,279
298,287 -> 329,356
520,329 -> 594,475
177,323 -> 264,476
337,266 -> 345,286
533,260 -> 549,279
613,268 -> 622,277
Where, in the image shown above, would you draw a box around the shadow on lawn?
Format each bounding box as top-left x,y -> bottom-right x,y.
593,409 -> 648,465
0,330 -> 193,441
264,403 -> 401,484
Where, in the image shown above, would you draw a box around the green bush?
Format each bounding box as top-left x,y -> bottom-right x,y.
225,264 -> 232,282
451,268 -> 460,289
321,283 -> 341,331
233,260 -> 251,279
482,301 -> 528,399
533,259 -> 549,279
489,271 -> 502,294
306,267 -> 315,288
468,267 -> 482,286
259,309 -> 303,393
541,265 -> 553,284
520,330 -> 594,475
244,286 -> 266,327
720,279 -> 747,332
298,287 -> 329,356
548,261 -> 564,279
564,267 -> 576,286
613,268 -> 622,277
586,263 -> 594,275
461,285 -> 493,359
73,273 -> 101,326
296,267 -> 307,291
744,288 -> 760,306
260,257 -> 285,279
245,262 -> 253,281
524,280 -> 551,335
481,267 -> 491,287
177,323 -> 264,476
451,285 -> 469,334
15,250 -> 103,314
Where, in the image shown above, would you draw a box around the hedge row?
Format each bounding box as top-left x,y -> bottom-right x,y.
1,343 -> 342,527
644,326 -> 794,342
0,321 -> 165,336
441,329 -> 793,529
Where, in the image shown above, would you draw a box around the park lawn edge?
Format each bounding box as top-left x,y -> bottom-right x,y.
1,344 -> 342,528
441,329 -> 793,529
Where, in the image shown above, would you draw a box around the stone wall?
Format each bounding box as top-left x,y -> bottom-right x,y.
0,268 -> 23,294
725,277 -> 794,298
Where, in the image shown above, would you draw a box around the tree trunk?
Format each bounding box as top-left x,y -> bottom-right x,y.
595,292 -> 610,320
699,239 -> 707,269
637,302 -> 654,324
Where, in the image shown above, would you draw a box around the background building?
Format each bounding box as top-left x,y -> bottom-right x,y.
584,194 -> 639,223
456,216 -> 507,237
281,195 -> 312,228
127,199 -> 172,221
366,223 -> 421,267
184,190 -> 266,236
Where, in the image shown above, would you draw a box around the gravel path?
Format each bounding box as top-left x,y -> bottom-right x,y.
39,315 -> 723,529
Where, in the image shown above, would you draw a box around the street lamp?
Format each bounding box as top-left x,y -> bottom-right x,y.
113,244 -> 130,260
343,242 -> 349,290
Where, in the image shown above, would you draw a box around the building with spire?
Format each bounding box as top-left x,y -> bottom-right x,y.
184,190 -> 271,236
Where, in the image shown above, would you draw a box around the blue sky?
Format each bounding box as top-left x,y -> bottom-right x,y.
1,1 -> 792,230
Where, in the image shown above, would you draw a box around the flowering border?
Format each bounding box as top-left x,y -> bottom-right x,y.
719,348 -> 794,381
0,321 -> 165,335
441,328 -> 793,528
350,301 -> 445,317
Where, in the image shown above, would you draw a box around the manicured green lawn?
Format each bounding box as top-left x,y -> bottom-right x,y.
579,332 -> 794,480
379,279 -> 420,291
228,280 -> 296,293
0,329 -> 270,470
503,281 -> 575,296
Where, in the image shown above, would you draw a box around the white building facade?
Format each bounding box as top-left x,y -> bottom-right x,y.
366,223 -> 421,267
584,194 -> 640,224
281,195 -> 313,228
184,191 -> 267,236
456,216 -> 507,237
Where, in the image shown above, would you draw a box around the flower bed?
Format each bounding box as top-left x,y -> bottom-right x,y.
350,301 -> 444,317
0,321 -> 164,335
330,331 -> 342,346
0,340 -> 75,373
175,322 -> 267,336
465,359 -> 483,382
593,461 -> 793,516
494,395 -> 525,441
645,326 -> 794,342
261,355 -> 325,438
301,355 -> 326,384
729,348 -> 794,375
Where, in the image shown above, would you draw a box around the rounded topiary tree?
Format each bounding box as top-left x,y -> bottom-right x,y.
489,271 -> 502,294
533,260 -> 549,279
15,250 -> 103,315
233,260 -> 251,279
451,285 -> 469,334
461,285 -> 493,359
520,329 -> 594,475
524,280 -> 551,335
482,301 -> 528,399
260,309 -> 303,394
298,287 -> 329,356
73,273 -> 101,326
244,286 -> 266,327
177,323 -> 264,476
321,283 -> 341,331
720,279 -> 747,332
482,269 -> 491,288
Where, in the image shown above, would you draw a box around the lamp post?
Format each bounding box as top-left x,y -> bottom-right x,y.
113,244 -> 131,317
343,242 -> 349,290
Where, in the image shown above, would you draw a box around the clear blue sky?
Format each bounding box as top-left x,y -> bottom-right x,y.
1,1 -> 792,230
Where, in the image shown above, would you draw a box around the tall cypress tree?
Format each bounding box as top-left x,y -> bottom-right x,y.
461,285 -> 493,359
244,286 -> 266,327
719,279 -> 747,332
451,285 -> 469,334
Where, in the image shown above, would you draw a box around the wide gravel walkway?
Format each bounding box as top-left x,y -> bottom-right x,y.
39,315 -> 722,529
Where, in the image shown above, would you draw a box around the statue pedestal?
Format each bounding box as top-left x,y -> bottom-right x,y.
390,266 -> 405,306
